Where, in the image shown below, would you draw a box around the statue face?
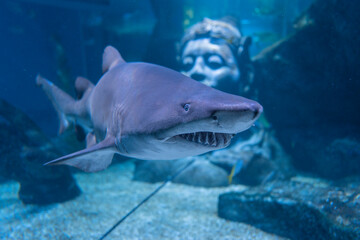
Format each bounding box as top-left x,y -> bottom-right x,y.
181,38 -> 240,93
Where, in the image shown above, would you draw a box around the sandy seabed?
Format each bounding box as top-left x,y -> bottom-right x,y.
0,161 -> 286,240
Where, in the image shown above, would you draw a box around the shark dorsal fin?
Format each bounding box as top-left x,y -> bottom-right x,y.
44,136 -> 116,172
75,76 -> 94,99
102,45 -> 126,73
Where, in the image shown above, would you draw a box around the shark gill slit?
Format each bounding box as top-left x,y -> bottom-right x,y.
112,104 -> 124,146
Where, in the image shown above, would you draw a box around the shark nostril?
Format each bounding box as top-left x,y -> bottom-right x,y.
191,73 -> 206,81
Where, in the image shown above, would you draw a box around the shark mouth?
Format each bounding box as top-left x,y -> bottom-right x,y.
176,132 -> 235,147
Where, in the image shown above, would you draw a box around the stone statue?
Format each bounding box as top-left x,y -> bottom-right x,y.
177,17 -> 252,95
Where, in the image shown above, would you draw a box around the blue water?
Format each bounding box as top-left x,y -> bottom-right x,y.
1,0 -> 359,239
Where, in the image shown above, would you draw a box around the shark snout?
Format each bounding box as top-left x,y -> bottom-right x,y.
216,99 -> 262,119
249,101 -> 263,120
207,89 -> 263,120
211,100 -> 263,133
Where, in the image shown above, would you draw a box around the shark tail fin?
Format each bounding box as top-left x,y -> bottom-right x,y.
44,136 -> 116,172
102,45 -> 126,73
36,74 -> 89,134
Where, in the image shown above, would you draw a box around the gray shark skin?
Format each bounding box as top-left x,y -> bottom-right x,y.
37,46 -> 263,172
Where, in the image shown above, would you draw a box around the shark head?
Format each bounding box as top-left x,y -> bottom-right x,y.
114,63 -> 263,160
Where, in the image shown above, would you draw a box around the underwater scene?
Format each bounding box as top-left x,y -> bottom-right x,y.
1,0 -> 359,239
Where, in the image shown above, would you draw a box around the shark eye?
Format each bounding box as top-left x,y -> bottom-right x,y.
183,103 -> 190,111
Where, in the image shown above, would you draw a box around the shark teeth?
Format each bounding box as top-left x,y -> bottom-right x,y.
178,132 -> 234,147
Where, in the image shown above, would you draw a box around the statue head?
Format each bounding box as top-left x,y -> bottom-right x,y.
178,17 -> 252,95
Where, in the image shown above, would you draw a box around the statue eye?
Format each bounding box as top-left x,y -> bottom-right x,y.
182,56 -> 194,71
183,103 -> 190,111
206,54 -> 224,69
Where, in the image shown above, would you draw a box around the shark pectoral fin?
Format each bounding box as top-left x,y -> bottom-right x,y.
102,45 -> 126,73
45,137 -> 116,172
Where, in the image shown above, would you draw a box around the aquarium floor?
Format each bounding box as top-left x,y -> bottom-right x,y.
0,161 -> 286,240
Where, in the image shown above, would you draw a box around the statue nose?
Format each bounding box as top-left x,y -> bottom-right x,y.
191,73 -> 206,81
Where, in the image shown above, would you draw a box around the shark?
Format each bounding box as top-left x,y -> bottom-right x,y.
37,46 -> 263,172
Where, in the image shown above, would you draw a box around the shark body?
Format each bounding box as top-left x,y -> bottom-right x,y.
37,46 -> 262,172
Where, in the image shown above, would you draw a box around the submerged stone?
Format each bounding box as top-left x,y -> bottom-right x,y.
133,158 -> 229,187
0,98 -> 81,205
173,160 -> 229,187
218,178 -> 360,240
253,0 -> 360,179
